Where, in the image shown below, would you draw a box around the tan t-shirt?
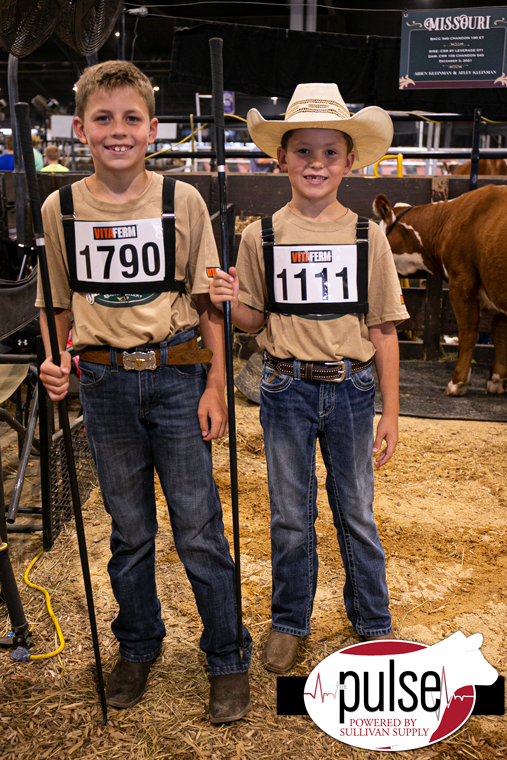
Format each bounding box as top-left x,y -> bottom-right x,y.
237,204 -> 409,362
36,173 -> 218,350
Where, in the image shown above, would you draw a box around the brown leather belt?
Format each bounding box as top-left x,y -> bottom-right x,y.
263,350 -> 372,383
78,337 -> 212,370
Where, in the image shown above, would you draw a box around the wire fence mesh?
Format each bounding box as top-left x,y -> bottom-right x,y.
47,416 -> 97,548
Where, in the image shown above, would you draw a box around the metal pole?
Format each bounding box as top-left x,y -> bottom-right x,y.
290,0 -> 304,30
425,121 -> 434,175
432,122 -> 441,176
117,7 -> 126,61
6,386 -> 39,523
0,447 -> 33,649
470,108 -> 482,191
7,55 -> 29,254
209,38 -> 244,652
14,101 -> 108,724
305,0 -> 317,31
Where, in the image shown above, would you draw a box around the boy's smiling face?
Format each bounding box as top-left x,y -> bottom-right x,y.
73,86 -> 157,176
277,128 -> 354,208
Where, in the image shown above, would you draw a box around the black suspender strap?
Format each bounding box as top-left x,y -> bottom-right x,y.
261,215 -> 276,308
355,215 -> 369,314
59,176 -> 186,295
60,183 -> 78,286
161,176 -> 186,295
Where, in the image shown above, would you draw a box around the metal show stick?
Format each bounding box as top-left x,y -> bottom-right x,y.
209,38 -> 244,651
14,102 -> 108,724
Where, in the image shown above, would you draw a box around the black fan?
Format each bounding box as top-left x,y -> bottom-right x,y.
0,0 -> 60,57
0,0 -> 123,58
55,0 -> 124,57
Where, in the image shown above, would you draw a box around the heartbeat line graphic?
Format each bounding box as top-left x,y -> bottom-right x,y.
436,666 -> 473,719
304,672 -> 340,703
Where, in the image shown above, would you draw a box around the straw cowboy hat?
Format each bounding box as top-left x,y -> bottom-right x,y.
247,83 -> 393,170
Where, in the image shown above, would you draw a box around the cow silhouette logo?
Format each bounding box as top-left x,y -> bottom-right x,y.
304,632 -> 497,752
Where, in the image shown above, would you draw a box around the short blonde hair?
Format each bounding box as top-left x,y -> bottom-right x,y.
75,60 -> 155,120
4,134 -> 12,151
45,145 -> 60,162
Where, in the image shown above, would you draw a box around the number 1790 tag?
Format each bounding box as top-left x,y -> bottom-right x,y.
74,217 -> 166,285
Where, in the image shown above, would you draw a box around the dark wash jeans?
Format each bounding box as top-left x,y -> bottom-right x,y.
79,330 -> 251,673
260,358 -> 391,638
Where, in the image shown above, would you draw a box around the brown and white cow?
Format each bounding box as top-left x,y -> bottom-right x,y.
373,185 -> 507,396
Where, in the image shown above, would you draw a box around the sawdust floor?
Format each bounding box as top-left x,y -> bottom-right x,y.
1,392 -> 507,759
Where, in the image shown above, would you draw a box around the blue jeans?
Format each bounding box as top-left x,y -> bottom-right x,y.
79,330 -> 251,673
260,358 -> 391,638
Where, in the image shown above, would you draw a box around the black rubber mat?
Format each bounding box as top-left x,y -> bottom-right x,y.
377,360 -> 507,422
235,356 -> 507,422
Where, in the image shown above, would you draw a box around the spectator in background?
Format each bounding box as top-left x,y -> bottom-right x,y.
32,134 -> 43,171
249,145 -> 278,173
41,145 -> 69,173
0,134 -> 14,170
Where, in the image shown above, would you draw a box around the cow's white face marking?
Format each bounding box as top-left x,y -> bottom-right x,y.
393,252 -> 431,276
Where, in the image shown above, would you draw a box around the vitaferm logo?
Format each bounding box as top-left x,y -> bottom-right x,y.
304,632 -> 497,752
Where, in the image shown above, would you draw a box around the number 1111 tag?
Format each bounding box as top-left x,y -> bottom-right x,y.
272,244 -> 358,306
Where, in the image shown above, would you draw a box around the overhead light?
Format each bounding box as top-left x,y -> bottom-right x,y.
271,97 -> 278,105
73,85 -> 77,92
115,31 -> 120,37
153,86 -> 160,92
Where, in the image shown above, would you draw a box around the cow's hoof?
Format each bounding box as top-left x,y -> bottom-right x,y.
445,381 -> 467,396
486,374 -> 507,394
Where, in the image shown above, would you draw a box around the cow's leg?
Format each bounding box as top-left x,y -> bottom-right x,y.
487,313 -> 507,394
445,281 -> 480,396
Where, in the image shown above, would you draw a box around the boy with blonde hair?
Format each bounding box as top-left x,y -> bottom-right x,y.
41,145 -> 69,172
37,60 -> 251,720
211,83 -> 408,673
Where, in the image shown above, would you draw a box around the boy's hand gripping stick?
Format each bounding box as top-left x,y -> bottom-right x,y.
209,38 -> 245,652
14,102 -> 108,724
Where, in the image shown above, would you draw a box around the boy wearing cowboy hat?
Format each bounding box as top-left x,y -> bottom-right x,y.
211,83 -> 408,672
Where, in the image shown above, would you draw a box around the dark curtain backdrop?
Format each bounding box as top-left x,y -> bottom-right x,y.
170,19 -> 507,119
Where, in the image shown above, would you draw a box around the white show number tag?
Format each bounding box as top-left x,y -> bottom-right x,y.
272,244 -> 358,305
74,218 -> 165,285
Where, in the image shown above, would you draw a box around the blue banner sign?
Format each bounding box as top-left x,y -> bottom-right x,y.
399,8 -> 507,89
223,91 -> 235,114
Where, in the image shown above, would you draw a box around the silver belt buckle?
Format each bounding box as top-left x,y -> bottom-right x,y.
122,350 -> 157,371
325,360 -> 346,383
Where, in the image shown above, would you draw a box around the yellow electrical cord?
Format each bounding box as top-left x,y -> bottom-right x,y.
226,114 -> 247,123
147,113 -> 249,161
406,111 -> 501,125
405,112 -> 443,124
146,122 -> 209,160
23,550 -> 65,660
